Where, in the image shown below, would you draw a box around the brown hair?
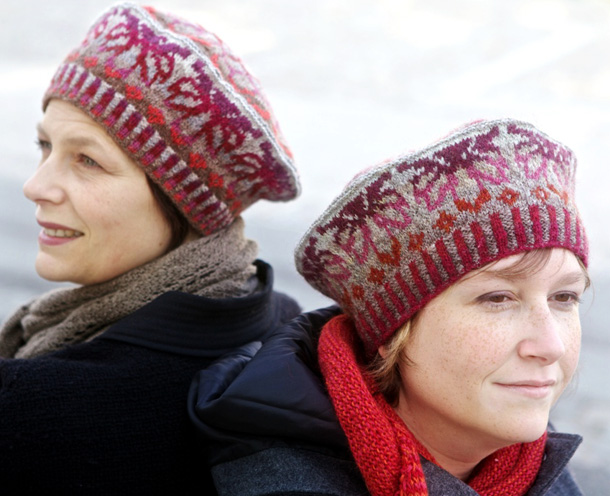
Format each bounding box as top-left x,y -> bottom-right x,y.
146,176 -> 194,251
368,248 -> 590,406
368,317 -> 416,406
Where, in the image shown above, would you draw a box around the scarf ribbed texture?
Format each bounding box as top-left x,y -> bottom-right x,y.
0,218 -> 257,359
318,314 -> 547,496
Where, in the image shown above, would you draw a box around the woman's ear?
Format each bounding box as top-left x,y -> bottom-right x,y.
378,344 -> 389,359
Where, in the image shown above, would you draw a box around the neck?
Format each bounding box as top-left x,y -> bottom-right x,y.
394,403 -> 498,481
419,442 -> 483,481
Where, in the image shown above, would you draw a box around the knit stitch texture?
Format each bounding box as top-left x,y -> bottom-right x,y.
296,119 -> 587,355
43,3 -> 299,235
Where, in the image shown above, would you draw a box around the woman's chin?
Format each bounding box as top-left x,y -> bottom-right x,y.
35,256 -> 77,284
496,417 -> 550,447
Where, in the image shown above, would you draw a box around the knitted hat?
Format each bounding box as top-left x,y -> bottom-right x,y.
43,3 -> 299,236
295,119 -> 587,356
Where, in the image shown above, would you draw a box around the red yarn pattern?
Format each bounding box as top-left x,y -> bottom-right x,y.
318,314 -> 547,496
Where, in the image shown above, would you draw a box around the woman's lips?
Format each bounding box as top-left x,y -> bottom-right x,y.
42,228 -> 83,238
495,381 -> 556,399
37,221 -> 84,246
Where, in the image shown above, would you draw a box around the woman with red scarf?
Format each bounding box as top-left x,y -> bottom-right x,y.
191,118 -> 588,495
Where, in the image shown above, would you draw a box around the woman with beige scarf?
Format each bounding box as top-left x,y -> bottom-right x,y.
0,4 -> 300,495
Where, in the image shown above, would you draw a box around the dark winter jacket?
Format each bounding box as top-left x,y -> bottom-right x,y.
0,261 -> 299,495
189,306 -> 583,496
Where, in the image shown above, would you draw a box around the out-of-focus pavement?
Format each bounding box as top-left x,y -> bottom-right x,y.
1,0 -> 609,492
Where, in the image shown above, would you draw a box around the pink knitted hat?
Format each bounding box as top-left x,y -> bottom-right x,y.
43,3 -> 299,236
295,119 -> 587,356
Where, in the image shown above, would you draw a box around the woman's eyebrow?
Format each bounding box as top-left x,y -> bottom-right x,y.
35,123 -> 104,149
63,135 -> 104,148
470,268 -> 588,286
555,270 -> 590,287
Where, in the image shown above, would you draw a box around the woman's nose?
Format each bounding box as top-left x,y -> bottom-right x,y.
517,304 -> 568,364
23,156 -> 65,204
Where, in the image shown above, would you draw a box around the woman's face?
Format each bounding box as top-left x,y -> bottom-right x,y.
24,99 -> 172,285
391,249 -> 587,459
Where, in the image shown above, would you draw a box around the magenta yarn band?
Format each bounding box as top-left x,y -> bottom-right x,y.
295,119 -> 588,356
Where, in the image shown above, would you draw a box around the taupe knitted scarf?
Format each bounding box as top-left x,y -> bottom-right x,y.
0,218 -> 258,359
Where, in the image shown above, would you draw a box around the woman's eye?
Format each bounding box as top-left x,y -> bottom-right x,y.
35,138 -> 51,151
482,293 -> 510,304
476,292 -> 515,309
78,154 -> 101,168
553,292 -> 581,305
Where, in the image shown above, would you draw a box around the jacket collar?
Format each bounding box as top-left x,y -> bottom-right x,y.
421,432 -> 582,495
528,431 -> 582,495
99,260 -> 283,358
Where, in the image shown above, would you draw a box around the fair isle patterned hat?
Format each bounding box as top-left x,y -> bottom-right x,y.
43,3 -> 299,236
295,119 -> 587,356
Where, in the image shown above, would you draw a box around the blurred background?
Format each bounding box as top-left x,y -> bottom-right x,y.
1,0 -> 609,492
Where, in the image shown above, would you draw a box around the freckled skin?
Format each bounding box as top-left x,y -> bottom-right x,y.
24,100 -> 173,285
389,249 -> 586,480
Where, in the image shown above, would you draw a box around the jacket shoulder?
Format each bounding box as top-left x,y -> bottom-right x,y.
212,447 -> 369,496
188,305 -> 351,464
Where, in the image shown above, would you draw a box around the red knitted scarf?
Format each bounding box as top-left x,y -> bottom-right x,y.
317,314 -> 547,496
